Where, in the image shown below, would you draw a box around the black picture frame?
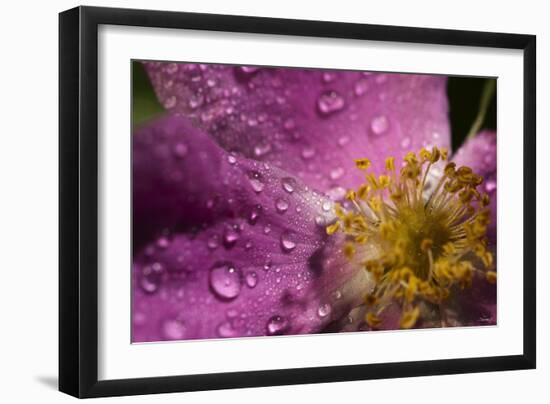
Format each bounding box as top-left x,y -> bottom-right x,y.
59,5 -> 536,398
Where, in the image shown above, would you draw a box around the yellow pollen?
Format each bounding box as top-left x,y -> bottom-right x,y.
327,147 -> 495,329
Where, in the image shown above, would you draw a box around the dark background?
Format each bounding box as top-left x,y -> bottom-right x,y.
132,62 -> 497,151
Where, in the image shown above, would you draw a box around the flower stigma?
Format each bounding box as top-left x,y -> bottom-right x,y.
326,147 -> 495,329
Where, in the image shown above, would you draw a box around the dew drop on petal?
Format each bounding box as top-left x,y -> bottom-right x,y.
400,136 -> 411,149
317,90 -> 345,116
317,303 -> 332,318
209,263 -> 242,300
485,179 -> 497,193
266,315 -> 289,335
161,319 -> 187,340
245,271 -> 258,288
223,227 -> 240,248
164,95 -> 177,109
254,143 -> 272,157
207,234 -> 219,250
248,171 -> 265,193
227,155 -> 237,165
301,147 -> 316,160
338,136 -> 350,147
217,321 -> 239,338
354,79 -> 369,96
370,115 -> 389,136
329,167 -> 345,180
282,177 -> 296,193
280,231 -> 297,252
275,198 -> 289,213
173,143 -> 188,158
248,205 -> 261,225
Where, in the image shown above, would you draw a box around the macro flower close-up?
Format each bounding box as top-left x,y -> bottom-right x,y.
132,62 -> 497,342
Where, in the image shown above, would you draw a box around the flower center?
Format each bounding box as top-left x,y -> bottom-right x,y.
326,147 -> 496,329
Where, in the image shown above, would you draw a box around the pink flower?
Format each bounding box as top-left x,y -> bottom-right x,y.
132,64 -> 496,342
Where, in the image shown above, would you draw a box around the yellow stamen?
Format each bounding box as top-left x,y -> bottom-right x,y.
327,149 -> 494,330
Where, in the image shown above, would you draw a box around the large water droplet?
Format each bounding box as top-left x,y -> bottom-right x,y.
282,177 -> 296,193
370,115 -> 389,136
245,271 -> 258,288
317,303 -> 332,318
248,171 -> 265,193
209,262 -> 242,300
162,319 -> 187,340
317,90 -> 345,116
266,315 -> 289,335
275,198 -> 289,213
280,231 -> 297,252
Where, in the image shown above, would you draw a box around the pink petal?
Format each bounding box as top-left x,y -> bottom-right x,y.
144,63 -> 450,194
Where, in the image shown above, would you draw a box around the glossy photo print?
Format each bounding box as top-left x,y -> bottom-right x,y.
131,61 -> 497,343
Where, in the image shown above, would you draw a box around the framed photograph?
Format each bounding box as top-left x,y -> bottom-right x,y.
59,6 -> 536,398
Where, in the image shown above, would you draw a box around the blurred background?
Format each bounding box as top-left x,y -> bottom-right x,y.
132,62 -> 496,151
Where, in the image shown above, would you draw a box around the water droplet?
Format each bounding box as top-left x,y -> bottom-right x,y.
282,177 -> 296,193
332,290 -> 342,300
283,118 -> 296,131
354,79 -> 369,96
370,115 -> 389,136
254,143 -> 272,157
266,315 -> 289,335
315,215 -> 326,226
301,147 -> 316,160
245,271 -> 258,288
227,154 -> 237,165
223,227 -> 240,248
162,319 -> 186,340
275,198 -> 289,213
173,143 -> 188,158
240,66 -> 259,74
322,200 -> 332,212
485,179 -> 497,193
207,234 -> 219,250
338,136 -> 350,147
217,321 -> 239,338
248,171 -> 265,193
317,303 -> 332,318
400,136 -> 411,149
375,74 -> 387,84
327,186 -> 346,201
280,231 -> 297,252
248,205 -> 261,225
322,72 -> 336,83
140,263 -> 164,293
157,237 -> 170,248
209,263 -> 242,300
317,90 -> 345,116
188,95 -> 204,109
165,63 -> 179,74
329,167 -> 344,180
263,225 -> 271,234
164,95 -> 176,109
